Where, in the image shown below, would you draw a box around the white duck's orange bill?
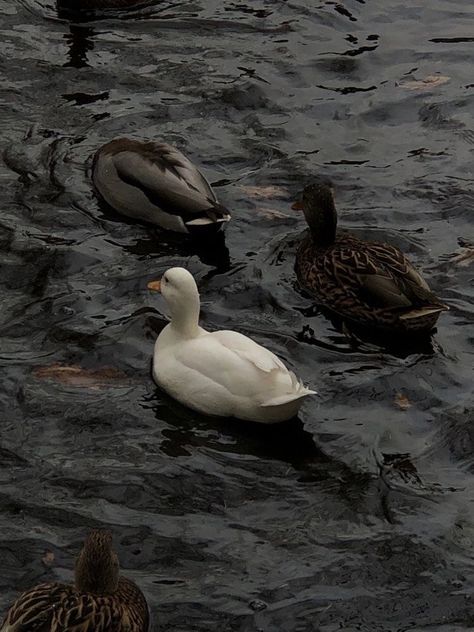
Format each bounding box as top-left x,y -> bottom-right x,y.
147,280 -> 162,292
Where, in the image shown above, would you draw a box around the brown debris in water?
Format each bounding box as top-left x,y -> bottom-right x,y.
42,550 -> 55,567
394,392 -> 412,410
450,246 -> 474,267
255,206 -> 291,219
399,74 -> 450,91
241,185 -> 289,199
33,364 -> 132,389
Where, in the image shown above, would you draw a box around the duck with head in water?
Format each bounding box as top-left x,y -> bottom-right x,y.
293,180 -> 448,334
57,0 -> 145,11
0,530 -> 149,631
148,267 -> 315,423
93,138 -> 231,234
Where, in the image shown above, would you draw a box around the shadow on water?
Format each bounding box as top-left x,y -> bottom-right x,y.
144,389 -> 422,526
146,388 -> 322,465
96,197 -> 232,271
296,301 -> 439,359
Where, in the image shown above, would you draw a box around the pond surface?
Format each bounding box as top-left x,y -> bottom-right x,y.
0,0 -> 473,629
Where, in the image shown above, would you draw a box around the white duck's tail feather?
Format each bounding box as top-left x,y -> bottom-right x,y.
261,372 -> 316,407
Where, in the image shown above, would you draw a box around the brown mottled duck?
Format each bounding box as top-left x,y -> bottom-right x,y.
293,181 -> 448,334
0,530 -> 149,631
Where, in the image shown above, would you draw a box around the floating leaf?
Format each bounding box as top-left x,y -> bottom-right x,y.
394,392 -> 411,410
42,550 -> 55,567
450,247 -> 474,267
240,185 -> 288,199
399,74 -> 450,91
255,207 -> 291,219
33,364 -> 133,389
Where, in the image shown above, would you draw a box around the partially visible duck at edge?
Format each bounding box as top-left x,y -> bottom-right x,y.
93,138 -> 231,234
57,0 -> 145,10
293,181 -> 448,334
0,530 -> 149,632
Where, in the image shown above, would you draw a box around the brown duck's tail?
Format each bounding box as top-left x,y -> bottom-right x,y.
399,304 -> 449,321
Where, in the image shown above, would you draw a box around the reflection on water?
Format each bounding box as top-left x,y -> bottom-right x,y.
63,24 -> 95,68
1,0 -> 473,630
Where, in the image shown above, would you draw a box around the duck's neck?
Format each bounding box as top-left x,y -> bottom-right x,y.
168,291 -> 201,338
75,554 -> 118,595
305,205 -> 337,249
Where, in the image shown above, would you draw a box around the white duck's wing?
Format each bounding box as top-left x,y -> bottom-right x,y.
210,330 -> 287,372
175,331 -> 314,405
212,330 -> 316,404
111,142 -> 230,225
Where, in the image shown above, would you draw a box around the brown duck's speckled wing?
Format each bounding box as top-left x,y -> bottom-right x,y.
362,240 -> 435,296
296,231 -> 447,331
1,578 -> 149,632
51,593 -> 124,631
322,237 -> 442,310
0,582 -> 70,631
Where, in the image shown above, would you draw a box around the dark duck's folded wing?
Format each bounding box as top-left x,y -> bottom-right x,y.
93,139 -> 230,233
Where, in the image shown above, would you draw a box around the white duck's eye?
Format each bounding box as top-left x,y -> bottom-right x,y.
164,275 -> 170,283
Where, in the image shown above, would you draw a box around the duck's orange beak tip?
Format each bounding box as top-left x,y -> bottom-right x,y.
291,200 -> 304,211
147,280 -> 162,292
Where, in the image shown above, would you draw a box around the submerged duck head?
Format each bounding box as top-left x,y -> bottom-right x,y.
294,180 -> 337,247
75,530 -> 120,595
148,267 -> 200,335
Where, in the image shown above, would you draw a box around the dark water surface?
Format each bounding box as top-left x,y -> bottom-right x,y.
1,0 -> 473,629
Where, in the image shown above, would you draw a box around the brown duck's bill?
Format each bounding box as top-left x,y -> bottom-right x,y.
291,200 -> 304,211
147,280 -> 161,292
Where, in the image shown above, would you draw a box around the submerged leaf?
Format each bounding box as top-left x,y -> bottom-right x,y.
450,247 -> 474,267
399,74 -> 450,91
394,392 -> 411,410
42,550 -> 55,567
32,364 -> 132,388
241,185 -> 288,199
255,206 -> 291,219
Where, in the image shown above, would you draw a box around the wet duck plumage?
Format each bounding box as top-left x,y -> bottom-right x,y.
0,530 -> 149,632
93,138 -> 231,234
58,0 -> 145,10
294,181 -> 448,333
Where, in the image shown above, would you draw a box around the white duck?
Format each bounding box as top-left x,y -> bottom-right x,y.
93,138 -> 231,234
148,268 -> 315,423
